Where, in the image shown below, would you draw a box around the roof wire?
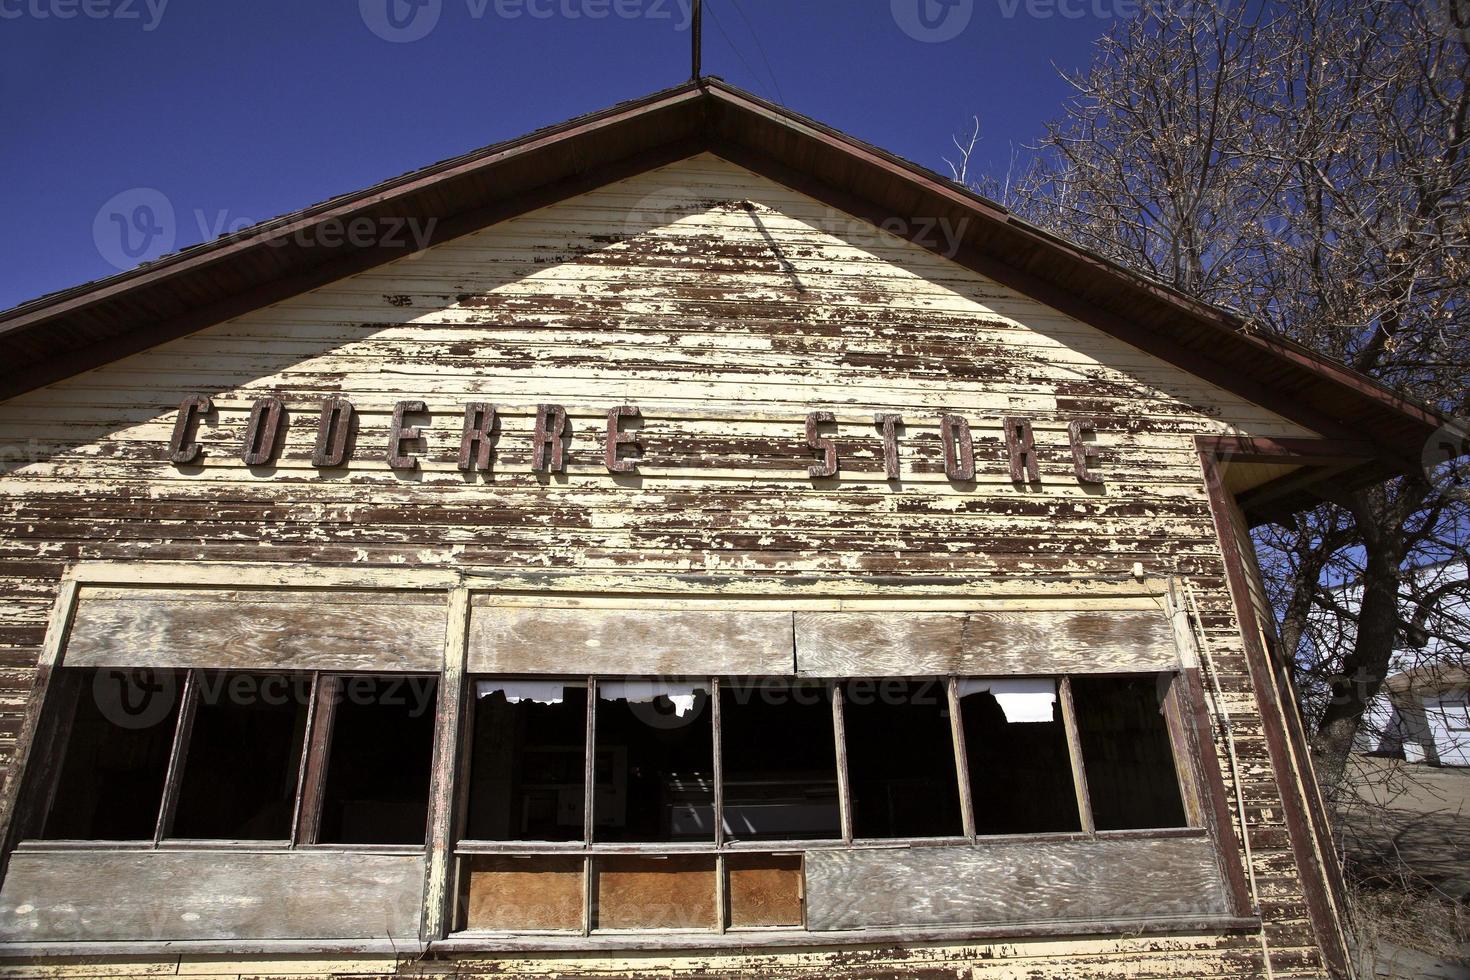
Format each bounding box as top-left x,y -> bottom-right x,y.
703,0 -> 783,108
725,0 -> 786,108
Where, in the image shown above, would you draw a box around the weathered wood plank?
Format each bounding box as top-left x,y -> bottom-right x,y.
805,836 -> 1230,931
0,850 -> 426,941
467,604 -> 793,675
62,588 -> 447,671
794,609 -> 1177,676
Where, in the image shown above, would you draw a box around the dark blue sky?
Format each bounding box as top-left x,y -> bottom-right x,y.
0,0 -> 1128,310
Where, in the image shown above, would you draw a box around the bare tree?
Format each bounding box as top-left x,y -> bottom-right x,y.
962,0 -> 1470,792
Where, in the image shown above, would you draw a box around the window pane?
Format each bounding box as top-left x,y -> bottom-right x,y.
171,672 -> 310,840
464,681 -> 587,842
43,668 -> 183,840
842,679 -> 962,839
959,680 -> 1080,835
318,675 -> 438,845
593,680 -> 713,842
1072,675 -> 1187,830
719,680 -> 840,841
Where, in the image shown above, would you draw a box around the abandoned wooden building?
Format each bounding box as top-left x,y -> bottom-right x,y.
0,79 -> 1449,979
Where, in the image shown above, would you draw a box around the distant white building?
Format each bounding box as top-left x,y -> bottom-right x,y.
1353,560 -> 1470,767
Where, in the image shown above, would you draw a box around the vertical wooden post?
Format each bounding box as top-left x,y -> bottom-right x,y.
946,677 -> 976,839
0,576 -> 80,868
288,672 -> 322,848
153,670 -> 200,844
420,586 -> 470,943
583,676 -> 597,937
830,681 -> 853,844
1058,676 -> 1095,835
711,677 -> 727,934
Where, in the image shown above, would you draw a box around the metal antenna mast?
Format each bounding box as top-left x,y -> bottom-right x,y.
691,0 -> 702,80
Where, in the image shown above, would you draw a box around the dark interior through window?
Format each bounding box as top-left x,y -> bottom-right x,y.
593,681 -> 713,842
960,684 -> 1081,835
1072,675 -> 1187,830
318,675 -> 438,845
464,682 -> 588,842
171,672 -> 309,840
842,679 -> 962,839
719,680 -> 840,841
42,668 -> 182,840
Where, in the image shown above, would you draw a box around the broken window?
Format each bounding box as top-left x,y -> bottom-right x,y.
42,668 -> 183,840
958,679 -> 1080,835
719,680 -> 840,842
841,679 -> 963,839
170,672 -> 310,841
464,681 -> 588,842
1072,675 -> 1187,830
592,680 -> 714,843
317,675 -> 439,845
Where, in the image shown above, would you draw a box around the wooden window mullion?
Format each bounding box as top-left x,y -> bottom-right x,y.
830,681 -> 853,845
1058,676 -> 1095,836
582,675 -> 596,936
153,670 -> 200,845
421,587 -> 470,942
295,673 -> 342,846
946,677 -> 976,840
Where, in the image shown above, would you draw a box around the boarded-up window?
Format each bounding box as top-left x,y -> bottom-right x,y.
726,853 -> 804,928
462,855 -> 584,932
593,855 -> 717,930
1073,675 -> 1187,830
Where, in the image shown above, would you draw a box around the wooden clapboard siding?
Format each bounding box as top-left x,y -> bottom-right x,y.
805,836 -> 1230,931
467,604 -> 792,675
62,587 -> 446,671
0,155 -> 1331,976
0,849 -> 425,941
794,609 -> 1176,676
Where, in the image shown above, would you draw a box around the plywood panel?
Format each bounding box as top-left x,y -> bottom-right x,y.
469,604 -> 793,675
0,849 -> 425,941
593,855 -> 716,931
795,609 -> 1177,676
463,855 -> 584,932
726,853 -> 804,928
805,836 -> 1229,931
63,587 -> 446,671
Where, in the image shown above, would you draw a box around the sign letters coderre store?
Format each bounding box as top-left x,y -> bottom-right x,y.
166,395 -> 1107,485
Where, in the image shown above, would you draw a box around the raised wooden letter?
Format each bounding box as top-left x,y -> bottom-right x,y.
241,396 -> 286,466
532,404 -> 568,473
806,411 -> 839,478
874,414 -> 902,480
940,415 -> 974,481
605,406 -> 641,474
167,395 -> 212,465
459,403 -> 498,473
1004,417 -> 1040,483
1069,418 -> 1102,484
387,400 -> 427,470
312,398 -> 355,468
